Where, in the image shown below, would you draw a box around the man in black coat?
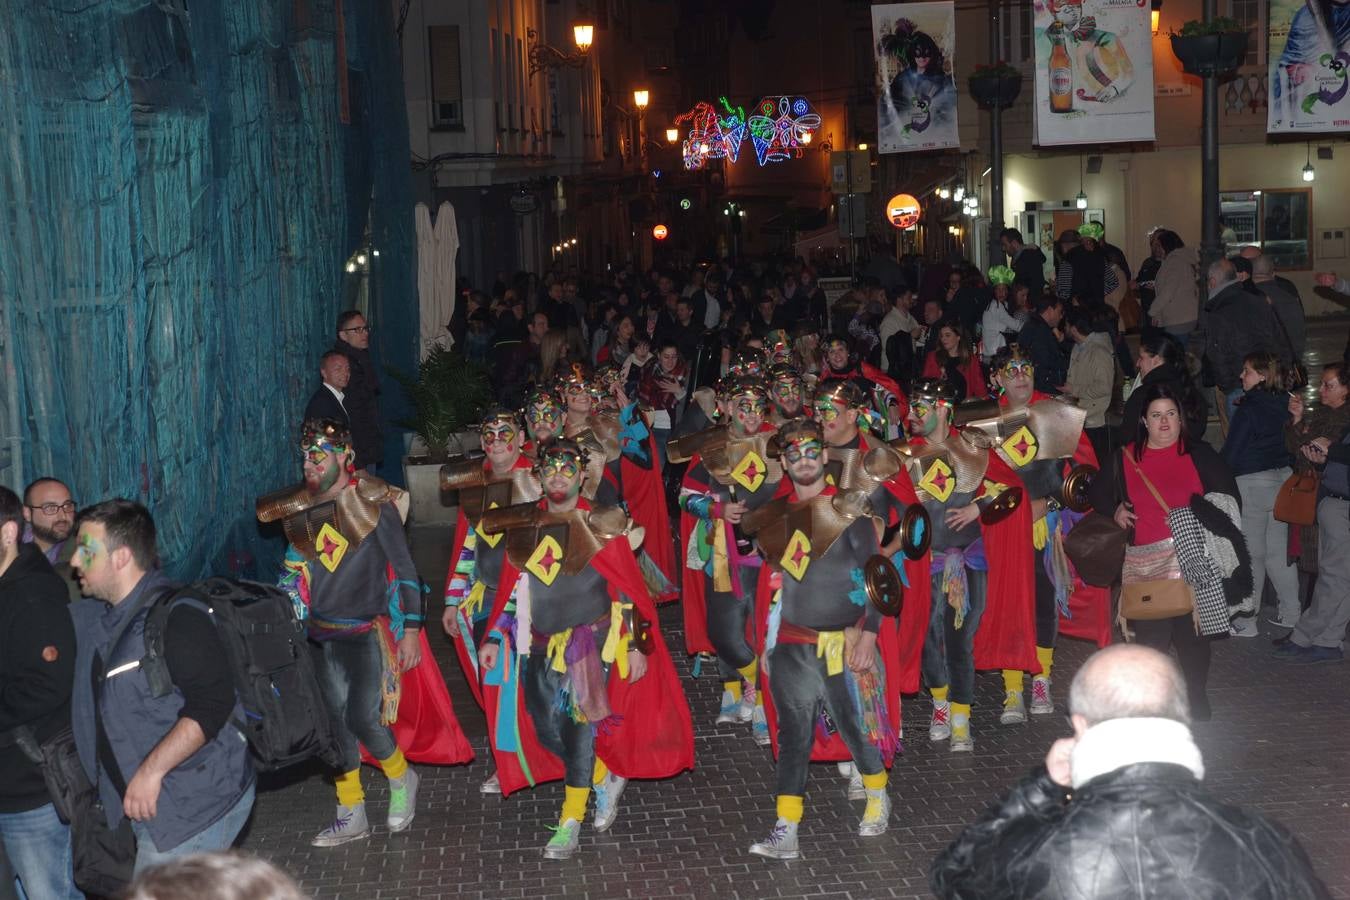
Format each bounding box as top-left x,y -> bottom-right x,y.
931,644 -> 1327,900
0,487 -> 81,899
331,310 -> 383,472
303,351 -> 351,429
1017,296 -> 1068,396
1201,258 -> 1285,419
1000,227 -> 1046,300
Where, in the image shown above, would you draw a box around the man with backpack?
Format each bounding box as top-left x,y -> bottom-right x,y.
69,499 -> 255,873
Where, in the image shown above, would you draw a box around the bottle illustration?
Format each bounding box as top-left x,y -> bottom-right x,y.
1049,24 -> 1074,114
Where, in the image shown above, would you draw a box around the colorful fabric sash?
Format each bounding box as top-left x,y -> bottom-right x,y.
930,540 -> 988,629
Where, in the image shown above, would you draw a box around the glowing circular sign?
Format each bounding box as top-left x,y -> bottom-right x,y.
886,193 -> 922,230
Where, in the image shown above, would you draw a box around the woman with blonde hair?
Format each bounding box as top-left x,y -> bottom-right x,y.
538,329 -> 570,384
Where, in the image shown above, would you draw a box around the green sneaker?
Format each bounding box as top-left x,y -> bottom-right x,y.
544,818 -> 581,860
387,768 -> 419,833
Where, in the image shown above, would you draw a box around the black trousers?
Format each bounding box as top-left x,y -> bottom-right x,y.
523,652 -> 595,788
1034,546 -> 1058,649
1131,615 -> 1212,716
708,580 -> 756,676
768,642 -> 883,797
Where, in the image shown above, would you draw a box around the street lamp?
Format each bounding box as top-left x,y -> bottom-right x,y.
665,127 -> 679,144
1151,0 -> 1163,35
1303,143 -> 1316,182
633,89 -> 650,110
527,17 -> 596,78
1075,156 -> 1088,209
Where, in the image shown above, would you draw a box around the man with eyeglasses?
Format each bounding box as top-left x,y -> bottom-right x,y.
331,309 -> 383,473
21,478 -> 80,601
740,418 -> 900,860
440,408 -> 540,795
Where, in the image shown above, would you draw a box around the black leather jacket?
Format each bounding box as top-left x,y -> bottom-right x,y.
931,762 -> 1328,900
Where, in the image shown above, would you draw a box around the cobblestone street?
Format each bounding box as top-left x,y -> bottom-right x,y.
237,320 -> 1350,898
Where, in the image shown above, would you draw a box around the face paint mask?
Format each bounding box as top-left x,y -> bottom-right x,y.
783,439 -> 823,464
73,533 -> 104,571
814,401 -> 842,423
1000,361 -> 1033,380
540,458 -> 581,480
735,397 -> 767,417
481,424 -> 518,447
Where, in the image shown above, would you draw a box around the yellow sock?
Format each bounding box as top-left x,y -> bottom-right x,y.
776,794 -> 804,823
737,659 -> 758,689
592,758 -> 609,786
1037,646 -> 1055,680
379,748 -> 408,781
951,702 -> 971,719
756,688 -> 765,707
335,769 -> 364,807
725,680 -> 743,702
861,771 -> 888,791
561,785 -> 590,824
931,685 -> 949,702
1003,669 -> 1024,693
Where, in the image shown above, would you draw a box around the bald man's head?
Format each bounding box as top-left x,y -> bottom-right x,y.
1067,644 -> 1190,727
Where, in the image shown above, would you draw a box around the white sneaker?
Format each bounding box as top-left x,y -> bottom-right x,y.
592,772 -> 628,833
480,771 -> 502,794
311,803 -> 370,847
1000,690 -> 1027,725
751,704 -> 770,746
716,689 -> 741,725
1030,677 -> 1054,715
929,699 -> 951,741
858,788 -> 890,837
950,711 -> 974,753
543,818 -> 581,860
836,761 -> 856,778
845,771 -> 865,801
749,818 -> 800,860
387,767 -> 419,833
738,685 -> 757,723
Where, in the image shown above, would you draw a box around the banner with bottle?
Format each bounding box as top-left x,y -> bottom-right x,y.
1267,0 -> 1350,133
873,2 -> 961,153
1031,0 -> 1155,145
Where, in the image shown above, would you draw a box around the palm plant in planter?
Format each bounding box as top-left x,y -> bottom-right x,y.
389,346 -> 491,524
968,61 -> 1023,109
1170,18 -> 1249,77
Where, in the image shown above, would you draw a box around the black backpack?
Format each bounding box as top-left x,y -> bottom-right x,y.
143,577 -> 341,772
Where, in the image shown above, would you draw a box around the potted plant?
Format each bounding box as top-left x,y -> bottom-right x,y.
1170,18 -> 1249,77
968,61 -> 1023,109
389,345 -> 491,525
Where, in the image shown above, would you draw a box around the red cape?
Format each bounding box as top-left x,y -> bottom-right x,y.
442,455 -> 535,710
482,517 -> 694,797
618,434 -> 677,596
970,450 -> 1039,673
360,622 -> 475,766
751,487 -> 904,767
998,393 -> 1112,649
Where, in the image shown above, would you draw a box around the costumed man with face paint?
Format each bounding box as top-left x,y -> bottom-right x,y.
257,420 -> 472,847
669,377 -> 781,745
740,419 -> 906,860
766,364 -> 809,427
964,346 -> 1108,725
556,366 -> 677,596
818,335 -> 908,440
440,408 -> 541,794
898,381 -> 1035,753
810,382 -> 934,709
475,440 -> 694,860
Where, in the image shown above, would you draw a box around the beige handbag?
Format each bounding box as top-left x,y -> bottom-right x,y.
1120,457 -> 1195,621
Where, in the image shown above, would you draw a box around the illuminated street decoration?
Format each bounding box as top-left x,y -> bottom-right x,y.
673,95 -> 820,169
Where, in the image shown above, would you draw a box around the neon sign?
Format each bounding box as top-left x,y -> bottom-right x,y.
673,95 -> 820,170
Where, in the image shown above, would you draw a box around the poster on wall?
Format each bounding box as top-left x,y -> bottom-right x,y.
1031,0 -> 1155,145
1268,0 -> 1350,133
873,2 -> 960,153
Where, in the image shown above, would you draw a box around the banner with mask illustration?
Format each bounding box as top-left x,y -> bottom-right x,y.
873,2 -> 961,153
1268,0 -> 1350,133
1032,0 -> 1155,145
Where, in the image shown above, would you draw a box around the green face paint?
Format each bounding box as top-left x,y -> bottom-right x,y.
74,533 -> 104,571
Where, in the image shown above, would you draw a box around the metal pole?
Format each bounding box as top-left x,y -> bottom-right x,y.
988,0 -> 1006,268
845,150 -> 857,285
1199,0 -> 1221,271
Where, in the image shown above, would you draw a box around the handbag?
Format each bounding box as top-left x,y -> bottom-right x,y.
1119,457 -> 1195,621
1274,469 -> 1319,526
1063,455 -> 1129,586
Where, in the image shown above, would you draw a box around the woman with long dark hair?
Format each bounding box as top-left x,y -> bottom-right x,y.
921,319 -> 985,399
1118,329 -> 1208,446
1089,384 -> 1241,720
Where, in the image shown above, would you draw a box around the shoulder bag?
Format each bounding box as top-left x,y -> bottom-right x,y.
1063,455 -> 1130,586
1120,457 -> 1195,620
1273,468 -> 1318,526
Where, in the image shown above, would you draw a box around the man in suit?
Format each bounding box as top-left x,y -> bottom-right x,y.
303,351 -> 351,428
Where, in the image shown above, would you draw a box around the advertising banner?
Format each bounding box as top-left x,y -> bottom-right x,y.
1032,0 -> 1156,145
1268,0 -> 1350,133
873,2 -> 961,153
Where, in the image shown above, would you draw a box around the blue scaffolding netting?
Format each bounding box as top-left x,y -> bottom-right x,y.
0,0 -> 417,580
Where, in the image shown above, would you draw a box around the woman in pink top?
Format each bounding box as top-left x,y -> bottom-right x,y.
1088,383 -> 1239,721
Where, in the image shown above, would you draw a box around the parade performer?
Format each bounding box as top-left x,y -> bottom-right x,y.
440,408 -> 541,793
669,376 -> 781,743
475,439 -> 694,859
257,419 -> 472,847
558,366 -> 676,592
963,346 -> 1109,723
741,418 -> 904,860
818,334 -> 907,439
811,381 -> 933,696
898,381 -> 1035,753
766,363 -> 808,427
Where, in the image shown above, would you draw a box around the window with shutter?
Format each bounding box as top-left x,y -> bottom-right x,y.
429,25 -> 463,127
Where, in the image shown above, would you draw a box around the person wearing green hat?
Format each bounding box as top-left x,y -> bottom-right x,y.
981,265 -> 1025,365
1055,222 -> 1120,306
